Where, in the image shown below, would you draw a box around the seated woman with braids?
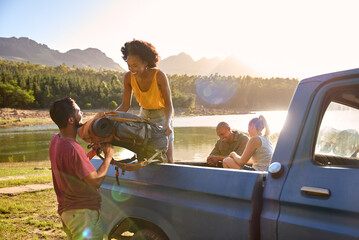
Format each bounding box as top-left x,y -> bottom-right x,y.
223,115 -> 273,171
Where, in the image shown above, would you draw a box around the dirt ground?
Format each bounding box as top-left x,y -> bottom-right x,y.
0,108 -> 50,119
0,108 -> 97,128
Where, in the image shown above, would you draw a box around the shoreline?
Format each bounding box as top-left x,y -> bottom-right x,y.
0,107 -> 285,129
0,107 -> 255,129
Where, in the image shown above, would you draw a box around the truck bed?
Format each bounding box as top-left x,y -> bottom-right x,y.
91,158 -> 266,240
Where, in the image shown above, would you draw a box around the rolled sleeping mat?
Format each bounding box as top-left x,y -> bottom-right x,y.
92,118 -> 115,138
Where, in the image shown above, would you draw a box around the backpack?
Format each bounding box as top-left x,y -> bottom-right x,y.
78,111 -> 168,163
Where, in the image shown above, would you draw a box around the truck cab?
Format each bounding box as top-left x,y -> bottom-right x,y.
262,68 -> 359,240
91,68 -> 359,240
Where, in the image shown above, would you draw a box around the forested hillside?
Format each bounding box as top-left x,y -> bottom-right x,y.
0,60 -> 298,111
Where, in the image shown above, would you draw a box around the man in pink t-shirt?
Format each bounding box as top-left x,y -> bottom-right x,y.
49,97 -> 114,240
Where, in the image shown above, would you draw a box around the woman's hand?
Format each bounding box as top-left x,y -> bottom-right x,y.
164,122 -> 172,136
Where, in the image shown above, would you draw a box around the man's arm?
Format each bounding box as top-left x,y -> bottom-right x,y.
207,141 -> 225,166
207,155 -> 226,166
84,143 -> 114,189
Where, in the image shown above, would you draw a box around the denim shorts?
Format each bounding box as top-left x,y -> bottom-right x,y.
139,108 -> 174,141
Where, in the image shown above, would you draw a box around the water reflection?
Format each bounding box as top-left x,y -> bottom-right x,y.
0,126 -> 221,162
173,110 -> 288,133
0,112 -> 288,163
0,127 -> 57,162
174,127 -> 218,161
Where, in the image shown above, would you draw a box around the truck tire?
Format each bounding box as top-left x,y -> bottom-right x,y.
131,229 -> 168,240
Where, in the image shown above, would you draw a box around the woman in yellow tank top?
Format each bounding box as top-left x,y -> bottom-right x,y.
116,40 -> 174,163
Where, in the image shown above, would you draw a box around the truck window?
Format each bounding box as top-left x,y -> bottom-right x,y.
314,89 -> 359,167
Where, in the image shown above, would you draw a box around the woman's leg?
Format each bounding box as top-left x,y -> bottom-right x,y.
166,140 -> 174,163
140,108 -> 174,163
223,157 -> 241,169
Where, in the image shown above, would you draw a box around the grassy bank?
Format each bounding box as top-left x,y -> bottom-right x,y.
0,161 -> 51,177
0,161 -> 52,187
0,161 -> 66,239
0,189 -> 66,239
0,174 -> 52,188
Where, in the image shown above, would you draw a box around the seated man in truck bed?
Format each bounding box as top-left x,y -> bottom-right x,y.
207,122 -> 249,167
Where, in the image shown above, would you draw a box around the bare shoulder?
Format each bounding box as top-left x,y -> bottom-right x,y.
249,136 -> 262,148
155,69 -> 168,83
123,72 -> 131,84
124,71 -> 131,79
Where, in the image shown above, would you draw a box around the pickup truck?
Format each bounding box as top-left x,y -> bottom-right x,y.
91,68 -> 359,240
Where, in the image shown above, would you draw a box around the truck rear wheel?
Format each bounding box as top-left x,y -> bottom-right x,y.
131,229 -> 168,240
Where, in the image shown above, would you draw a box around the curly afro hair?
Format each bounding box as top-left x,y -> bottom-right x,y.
121,40 -> 159,68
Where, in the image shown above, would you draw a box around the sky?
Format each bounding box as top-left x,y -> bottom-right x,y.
0,0 -> 359,79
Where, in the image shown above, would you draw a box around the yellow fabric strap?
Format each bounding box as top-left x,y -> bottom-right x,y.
131,69 -> 165,109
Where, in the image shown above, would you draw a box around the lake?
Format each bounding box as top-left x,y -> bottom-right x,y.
0,111 -> 288,163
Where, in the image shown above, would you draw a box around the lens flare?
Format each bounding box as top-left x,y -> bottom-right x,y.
196,77 -> 238,105
111,183 -> 131,202
82,227 -> 92,239
203,86 -> 212,97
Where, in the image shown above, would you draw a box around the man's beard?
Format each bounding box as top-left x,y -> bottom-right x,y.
75,118 -> 83,128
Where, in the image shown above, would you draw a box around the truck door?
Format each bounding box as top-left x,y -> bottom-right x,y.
277,77 -> 359,239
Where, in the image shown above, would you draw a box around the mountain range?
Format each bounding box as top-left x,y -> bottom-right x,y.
0,37 -> 125,72
0,37 -> 258,76
158,52 -> 258,77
